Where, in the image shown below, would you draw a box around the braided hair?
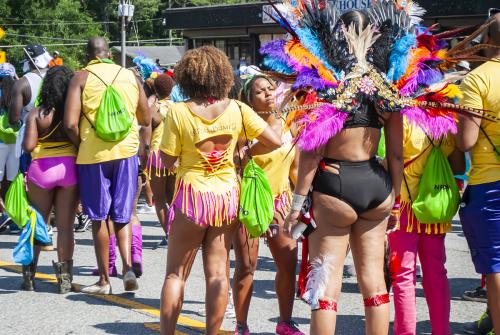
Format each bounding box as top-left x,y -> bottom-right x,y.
38,66 -> 74,122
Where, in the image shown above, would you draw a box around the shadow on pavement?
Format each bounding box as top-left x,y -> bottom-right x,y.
335,314 -> 366,334
268,316 -> 309,325
0,275 -> 19,293
0,240 -> 18,249
65,292 -> 117,307
416,320 -> 470,335
449,277 -> 481,301
94,321 -> 157,335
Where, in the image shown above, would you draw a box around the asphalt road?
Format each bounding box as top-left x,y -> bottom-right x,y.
0,213 -> 486,335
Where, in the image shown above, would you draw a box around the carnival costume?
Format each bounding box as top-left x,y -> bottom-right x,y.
160,100 -> 268,227
147,98 -> 173,178
259,0 -> 500,313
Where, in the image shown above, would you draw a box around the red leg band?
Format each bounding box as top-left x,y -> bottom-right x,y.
364,293 -> 390,307
318,299 -> 337,311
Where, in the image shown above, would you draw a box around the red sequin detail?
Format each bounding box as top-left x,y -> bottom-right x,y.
319,160 -> 326,171
364,293 -> 390,307
318,299 -> 337,311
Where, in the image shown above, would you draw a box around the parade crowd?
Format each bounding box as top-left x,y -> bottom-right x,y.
0,3 -> 499,335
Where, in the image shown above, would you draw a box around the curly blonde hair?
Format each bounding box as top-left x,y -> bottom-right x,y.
174,46 -> 234,100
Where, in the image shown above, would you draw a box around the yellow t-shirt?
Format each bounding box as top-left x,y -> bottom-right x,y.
150,99 -> 171,152
160,100 -> 268,195
253,128 -> 295,198
459,60 -> 500,185
401,118 -> 456,203
77,63 -> 140,164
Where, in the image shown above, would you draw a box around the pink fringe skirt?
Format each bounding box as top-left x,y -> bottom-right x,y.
167,178 -> 239,228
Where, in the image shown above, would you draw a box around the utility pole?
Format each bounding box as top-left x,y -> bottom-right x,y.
168,0 -> 172,46
118,0 -> 135,67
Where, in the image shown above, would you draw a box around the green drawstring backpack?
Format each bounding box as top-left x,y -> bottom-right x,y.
239,159 -> 274,238
235,101 -> 274,238
4,173 -> 30,229
377,128 -> 386,159
406,137 -> 460,224
0,112 -> 20,144
83,65 -> 133,142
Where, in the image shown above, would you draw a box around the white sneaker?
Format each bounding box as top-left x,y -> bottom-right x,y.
225,303 -> 236,319
196,303 -> 236,319
81,283 -> 112,295
123,270 -> 138,291
136,204 -> 156,214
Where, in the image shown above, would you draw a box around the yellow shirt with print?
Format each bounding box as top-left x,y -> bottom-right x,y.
77,62 -> 140,164
459,60 -> 500,185
160,100 -> 268,195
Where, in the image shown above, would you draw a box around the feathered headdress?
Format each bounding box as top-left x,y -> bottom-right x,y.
260,0 -> 498,151
133,55 -> 164,80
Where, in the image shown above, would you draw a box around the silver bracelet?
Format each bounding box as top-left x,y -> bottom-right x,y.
291,193 -> 307,212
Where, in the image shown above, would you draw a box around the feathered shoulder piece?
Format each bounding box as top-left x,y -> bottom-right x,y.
260,0 -> 498,151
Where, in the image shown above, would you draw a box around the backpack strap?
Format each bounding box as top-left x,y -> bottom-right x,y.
234,100 -> 253,177
81,66 -> 123,131
423,132 -> 444,148
402,131 -> 435,203
39,120 -> 62,141
479,125 -> 500,156
84,66 -> 123,87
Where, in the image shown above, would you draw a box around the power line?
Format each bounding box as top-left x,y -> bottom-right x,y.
0,39 -> 183,48
5,33 -> 88,42
1,21 -> 117,27
0,18 -> 163,26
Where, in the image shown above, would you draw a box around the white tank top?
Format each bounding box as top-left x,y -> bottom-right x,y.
22,72 -> 44,121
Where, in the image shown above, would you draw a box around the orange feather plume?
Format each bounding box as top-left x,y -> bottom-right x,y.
285,39 -> 337,85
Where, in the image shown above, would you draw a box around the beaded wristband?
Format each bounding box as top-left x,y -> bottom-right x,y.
291,193 -> 307,212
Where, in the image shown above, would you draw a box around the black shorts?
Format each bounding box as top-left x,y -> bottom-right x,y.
312,157 -> 392,214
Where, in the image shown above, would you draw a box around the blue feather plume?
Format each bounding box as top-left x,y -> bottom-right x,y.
295,26 -> 339,78
133,55 -> 163,80
386,33 -> 416,82
262,57 -> 295,74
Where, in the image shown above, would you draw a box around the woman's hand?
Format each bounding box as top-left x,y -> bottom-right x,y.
284,210 -> 301,236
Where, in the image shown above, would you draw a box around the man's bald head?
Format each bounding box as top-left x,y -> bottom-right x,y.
87,37 -> 110,61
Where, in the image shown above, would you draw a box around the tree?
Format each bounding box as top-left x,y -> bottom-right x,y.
2,0 -> 103,71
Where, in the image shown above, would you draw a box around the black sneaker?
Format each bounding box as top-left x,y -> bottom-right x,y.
9,223 -> 20,234
463,310 -> 493,335
153,237 -> 168,249
75,213 -> 91,232
463,286 -> 488,303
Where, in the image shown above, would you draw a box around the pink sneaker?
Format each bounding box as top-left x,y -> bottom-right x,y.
276,320 -> 304,335
234,322 -> 250,335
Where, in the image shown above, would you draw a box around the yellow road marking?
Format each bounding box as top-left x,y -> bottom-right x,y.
0,260 -> 232,334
